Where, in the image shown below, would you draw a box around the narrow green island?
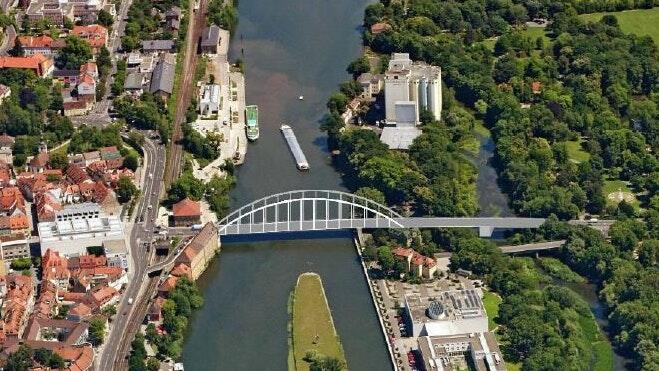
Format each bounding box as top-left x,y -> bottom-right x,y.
288,273 -> 347,371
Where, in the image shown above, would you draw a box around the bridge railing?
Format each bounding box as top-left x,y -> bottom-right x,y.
217,190 -> 404,235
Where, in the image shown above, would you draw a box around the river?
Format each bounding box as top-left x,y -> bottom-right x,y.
181,0 -> 393,369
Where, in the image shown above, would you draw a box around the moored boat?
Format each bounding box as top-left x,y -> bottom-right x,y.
245,105 -> 259,141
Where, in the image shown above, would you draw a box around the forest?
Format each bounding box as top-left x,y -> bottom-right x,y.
326,0 -> 658,369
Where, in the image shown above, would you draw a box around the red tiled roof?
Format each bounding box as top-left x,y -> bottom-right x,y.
0,54 -> 53,76
72,24 -> 108,49
30,151 -> 49,167
18,35 -> 54,48
68,302 -> 92,318
173,197 -> 201,217
392,247 -> 415,258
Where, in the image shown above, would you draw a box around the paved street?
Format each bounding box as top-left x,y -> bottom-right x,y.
96,135 -> 166,370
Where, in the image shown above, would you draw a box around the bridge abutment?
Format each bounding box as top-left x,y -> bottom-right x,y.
478,226 -> 494,238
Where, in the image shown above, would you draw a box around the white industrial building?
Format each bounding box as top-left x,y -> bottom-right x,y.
381,53 -> 442,149
38,204 -> 124,256
404,289 -> 488,338
199,84 -> 221,117
418,332 -> 506,371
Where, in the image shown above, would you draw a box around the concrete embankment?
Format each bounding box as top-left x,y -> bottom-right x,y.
353,229 -> 399,371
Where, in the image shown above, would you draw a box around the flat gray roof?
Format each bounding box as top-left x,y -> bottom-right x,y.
380,126 -> 422,150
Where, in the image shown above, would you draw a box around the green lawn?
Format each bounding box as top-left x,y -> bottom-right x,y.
580,7 -> 659,45
482,291 -> 502,331
521,26 -> 552,45
602,179 -> 639,208
564,139 -> 591,163
289,273 -> 346,371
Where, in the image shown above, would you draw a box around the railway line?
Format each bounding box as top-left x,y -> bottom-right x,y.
164,0 -> 210,187
115,275 -> 160,370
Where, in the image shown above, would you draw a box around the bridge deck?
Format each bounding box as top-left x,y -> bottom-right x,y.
218,217 -> 546,235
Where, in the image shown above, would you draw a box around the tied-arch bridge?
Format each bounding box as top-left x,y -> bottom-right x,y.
147,190 -> 547,275
216,190 -> 545,237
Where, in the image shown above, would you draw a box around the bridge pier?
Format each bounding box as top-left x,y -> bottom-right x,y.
478,226 -> 494,238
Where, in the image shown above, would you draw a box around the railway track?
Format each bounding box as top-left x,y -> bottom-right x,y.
164,0 -> 209,187
115,276 -> 160,370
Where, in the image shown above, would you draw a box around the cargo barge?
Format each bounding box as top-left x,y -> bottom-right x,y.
280,124 -> 309,170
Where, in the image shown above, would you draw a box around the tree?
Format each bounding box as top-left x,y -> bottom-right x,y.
5,345 -> 34,371
88,318 -> 106,346
146,358 -> 160,371
377,246 -> 396,271
97,9 -> 114,27
8,39 -> 24,57
346,56 -> 370,77
355,187 -> 385,205
48,151 -> 68,170
117,176 -> 138,203
10,258 -> 32,271
102,305 -> 117,317
124,153 -> 139,171
326,92 -> 348,114
57,36 -> 93,70
637,240 -> 658,267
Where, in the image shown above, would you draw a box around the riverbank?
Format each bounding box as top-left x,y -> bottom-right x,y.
288,273 -> 346,371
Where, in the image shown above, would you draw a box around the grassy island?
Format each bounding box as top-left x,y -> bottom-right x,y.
288,273 -> 347,371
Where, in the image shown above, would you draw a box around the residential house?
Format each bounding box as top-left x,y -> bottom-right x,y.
0,134 -> 12,164
357,72 -> 382,100
0,235 -> 29,260
172,197 -> 200,226
200,25 -> 228,55
199,84 -> 220,116
66,302 -> 92,322
71,24 -> 107,53
124,72 -> 145,95
2,274 -> 33,337
0,54 -> 54,77
42,249 -> 70,290
17,34 -> 55,56
393,247 -> 437,279
27,148 -> 49,173
149,54 -> 175,99
103,239 -> 128,270
140,39 -> 175,53
157,276 -> 178,297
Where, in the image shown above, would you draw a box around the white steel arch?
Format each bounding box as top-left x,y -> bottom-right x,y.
217,190 -> 404,235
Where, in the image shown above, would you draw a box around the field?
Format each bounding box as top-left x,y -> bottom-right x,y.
482,291 -> 502,331
564,139 -> 591,163
289,273 -> 346,371
580,7 -> 659,44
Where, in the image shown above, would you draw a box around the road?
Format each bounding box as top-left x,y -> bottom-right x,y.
97,0 -> 209,361
96,135 -> 166,370
0,25 -> 16,55
164,0 -> 209,188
